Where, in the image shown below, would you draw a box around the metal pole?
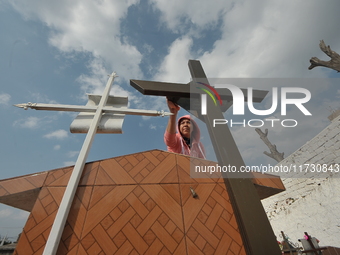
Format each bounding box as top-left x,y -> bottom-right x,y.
42,73 -> 117,255
14,103 -> 172,116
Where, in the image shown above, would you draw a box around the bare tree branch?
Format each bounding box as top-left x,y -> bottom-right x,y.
255,128 -> 284,162
309,40 -> 340,72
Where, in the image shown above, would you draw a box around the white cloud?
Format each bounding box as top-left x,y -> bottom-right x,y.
13,116 -> 57,129
150,0 -> 231,32
76,60 -> 135,100
10,0 -> 143,95
29,92 -> 58,104
43,129 -> 68,139
12,210 -> 29,220
149,0 -> 340,165
154,0 -> 340,79
143,43 -> 154,54
76,59 -> 113,96
0,208 -> 28,220
149,124 -> 157,130
7,0 -> 340,166
0,93 -> 11,105
64,161 -> 76,166
13,116 -> 40,129
67,150 -> 79,158
0,208 -> 12,218
54,145 -> 61,150
11,0 -> 135,49
0,207 -> 28,242
153,37 -> 193,83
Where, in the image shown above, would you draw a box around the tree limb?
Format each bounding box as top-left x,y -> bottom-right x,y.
255,128 -> 284,162
309,40 -> 340,72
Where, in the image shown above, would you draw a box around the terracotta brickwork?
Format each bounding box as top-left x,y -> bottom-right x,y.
0,150 -> 284,254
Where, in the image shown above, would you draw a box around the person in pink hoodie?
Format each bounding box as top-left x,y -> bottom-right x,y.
164,99 -> 206,159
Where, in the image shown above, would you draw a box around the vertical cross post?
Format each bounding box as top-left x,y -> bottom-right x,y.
188,60 -> 281,254
42,73 -> 117,255
130,60 -> 282,254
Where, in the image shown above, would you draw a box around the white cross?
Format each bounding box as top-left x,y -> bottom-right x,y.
15,72 -> 171,255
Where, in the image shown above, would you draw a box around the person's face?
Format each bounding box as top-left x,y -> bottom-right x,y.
179,118 -> 192,138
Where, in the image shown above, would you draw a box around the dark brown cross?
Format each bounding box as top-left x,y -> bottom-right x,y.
130,60 -> 282,255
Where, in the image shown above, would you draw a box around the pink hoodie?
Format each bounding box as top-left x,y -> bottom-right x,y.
164,115 -> 206,159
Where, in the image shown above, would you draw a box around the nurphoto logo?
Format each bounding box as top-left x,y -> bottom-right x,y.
196,81 -> 312,128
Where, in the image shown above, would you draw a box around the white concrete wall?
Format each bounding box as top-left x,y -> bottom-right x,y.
262,115 -> 340,247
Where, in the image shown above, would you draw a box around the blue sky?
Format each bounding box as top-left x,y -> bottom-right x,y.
0,0 -> 340,241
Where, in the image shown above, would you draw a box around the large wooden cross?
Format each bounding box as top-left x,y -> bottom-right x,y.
130,60 -> 282,255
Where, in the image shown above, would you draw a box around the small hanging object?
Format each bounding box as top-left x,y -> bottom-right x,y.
190,186 -> 198,198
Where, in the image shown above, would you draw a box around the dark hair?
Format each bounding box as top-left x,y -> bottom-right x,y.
179,118 -> 195,138
179,118 -> 190,125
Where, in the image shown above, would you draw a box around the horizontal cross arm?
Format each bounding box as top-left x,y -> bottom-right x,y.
14,103 -> 97,112
130,79 -> 268,103
106,108 -> 172,116
14,103 -> 172,116
130,80 -> 190,98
